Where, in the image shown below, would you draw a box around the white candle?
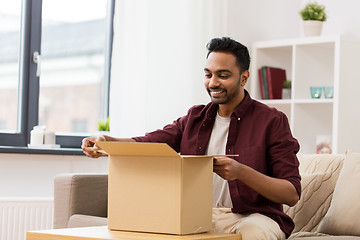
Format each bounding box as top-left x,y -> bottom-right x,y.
44,131 -> 56,145
30,126 -> 45,145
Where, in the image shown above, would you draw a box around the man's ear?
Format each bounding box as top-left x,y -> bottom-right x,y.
241,70 -> 249,86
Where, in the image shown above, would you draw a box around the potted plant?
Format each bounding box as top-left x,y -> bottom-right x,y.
299,1 -> 327,37
282,80 -> 292,99
97,117 -> 110,135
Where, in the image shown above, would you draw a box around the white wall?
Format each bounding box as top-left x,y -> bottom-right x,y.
226,0 -> 302,46
0,154 -> 107,198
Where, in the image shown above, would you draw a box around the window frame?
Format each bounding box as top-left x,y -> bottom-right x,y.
0,0 -> 115,150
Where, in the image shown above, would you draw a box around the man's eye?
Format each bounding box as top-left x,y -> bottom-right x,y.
219,75 -> 230,79
205,74 -> 212,78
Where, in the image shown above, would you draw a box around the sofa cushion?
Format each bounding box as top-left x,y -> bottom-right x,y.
284,153 -> 344,233
289,232 -> 360,239
291,236 -> 360,240
317,150 -> 360,236
68,214 -> 108,228
284,172 -> 338,233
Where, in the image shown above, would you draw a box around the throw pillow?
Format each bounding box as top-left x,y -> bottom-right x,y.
317,150 -> 360,236
297,153 -> 344,175
284,172 -> 338,233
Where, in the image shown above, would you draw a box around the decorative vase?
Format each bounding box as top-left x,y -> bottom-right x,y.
303,20 -> 323,37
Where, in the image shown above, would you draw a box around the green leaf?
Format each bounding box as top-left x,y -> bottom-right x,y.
98,118 -> 110,131
299,1 -> 327,21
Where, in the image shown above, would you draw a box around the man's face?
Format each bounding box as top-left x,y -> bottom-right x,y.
204,51 -> 245,105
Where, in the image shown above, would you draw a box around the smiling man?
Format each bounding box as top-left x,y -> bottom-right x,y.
82,37 -> 301,240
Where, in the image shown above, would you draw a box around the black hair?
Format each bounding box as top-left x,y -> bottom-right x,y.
206,37 -> 250,72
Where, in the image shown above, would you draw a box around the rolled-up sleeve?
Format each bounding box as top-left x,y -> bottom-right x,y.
132,114 -> 188,153
267,112 -> 301,197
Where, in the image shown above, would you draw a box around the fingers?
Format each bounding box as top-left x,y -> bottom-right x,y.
213,157 -> 240,181
81,136 -> 106,158
81,136 -> 106,148
213,156 -> 230,166
82,146 -> 105,158
81,137 -> 94,148
213,157 -> 230,176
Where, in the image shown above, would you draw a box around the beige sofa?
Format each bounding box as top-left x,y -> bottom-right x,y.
54,151 -> 360,239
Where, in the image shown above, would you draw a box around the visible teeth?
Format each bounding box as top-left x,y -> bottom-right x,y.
212,90 -> 224,94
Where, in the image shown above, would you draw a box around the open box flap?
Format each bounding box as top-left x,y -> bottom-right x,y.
96,142 -> 180,157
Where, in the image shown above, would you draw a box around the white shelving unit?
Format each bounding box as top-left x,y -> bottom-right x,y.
249,36 -> 360,154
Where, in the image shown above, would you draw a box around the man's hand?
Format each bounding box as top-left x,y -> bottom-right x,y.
81,136 -> 136,158
213,156 -> 242,181
214,156 -> 300,206
81,135 -> 106,158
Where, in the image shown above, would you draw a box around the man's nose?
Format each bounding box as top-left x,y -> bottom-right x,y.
209,76 -> 220,88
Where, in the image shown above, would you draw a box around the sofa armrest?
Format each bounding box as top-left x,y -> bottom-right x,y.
54,173 -> 108,229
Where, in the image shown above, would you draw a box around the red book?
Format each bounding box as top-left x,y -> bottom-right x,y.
258,68 -> 265,99
265,67 -> 286,99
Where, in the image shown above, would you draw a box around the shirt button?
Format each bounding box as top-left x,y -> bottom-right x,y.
202,124 -> 206,127
199,146 -> 202,149
238,118 -> 241,120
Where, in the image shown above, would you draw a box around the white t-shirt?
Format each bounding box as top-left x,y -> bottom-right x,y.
206,112 -> 233,208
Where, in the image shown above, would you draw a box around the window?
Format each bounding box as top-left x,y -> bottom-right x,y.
0,0 -> 114,149
71,120 -> 88,133
0,0 -> 21,134
0,120 -> 6,130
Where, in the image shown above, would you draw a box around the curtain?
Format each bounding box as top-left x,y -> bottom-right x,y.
110,0 -> 228,137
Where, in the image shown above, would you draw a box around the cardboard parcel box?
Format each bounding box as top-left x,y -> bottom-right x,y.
96,142 -> 213,235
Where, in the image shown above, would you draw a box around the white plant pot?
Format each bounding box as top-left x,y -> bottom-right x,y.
282,88 -> 291,99
303,20 -> 324,37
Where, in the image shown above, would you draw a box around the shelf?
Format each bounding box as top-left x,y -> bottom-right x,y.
294,99 -> 334,104
258,99 -> 291,105
250,36 -> 360,154
252,35 -> 342,49
259,99 -> 334,105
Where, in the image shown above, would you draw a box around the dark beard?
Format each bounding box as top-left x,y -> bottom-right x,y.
206,79 -> 241,105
